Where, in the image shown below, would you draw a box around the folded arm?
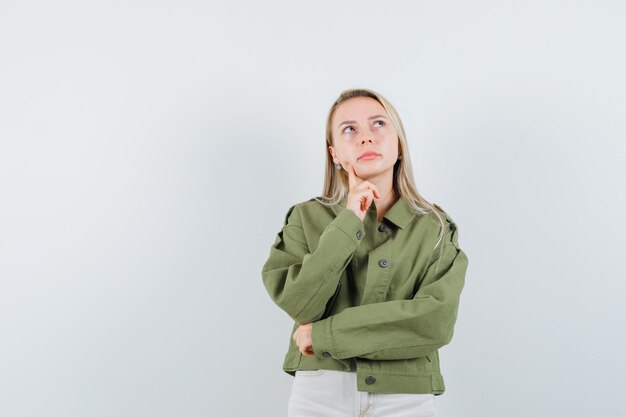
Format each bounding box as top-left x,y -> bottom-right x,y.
311,219 -> 468,360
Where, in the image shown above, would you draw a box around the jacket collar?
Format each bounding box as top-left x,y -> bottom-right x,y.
329,194 -> 415,230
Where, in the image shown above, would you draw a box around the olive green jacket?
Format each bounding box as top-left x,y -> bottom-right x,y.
261,194 -> 468,395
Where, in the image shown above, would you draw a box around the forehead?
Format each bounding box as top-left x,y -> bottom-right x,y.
332,97 -> 387,126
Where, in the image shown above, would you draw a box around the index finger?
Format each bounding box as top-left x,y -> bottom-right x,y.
346,162 -> 357,189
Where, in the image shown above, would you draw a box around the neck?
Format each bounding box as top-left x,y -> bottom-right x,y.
363,171 -> 395,208
374,187 -> 397,212
355,169 -> 397,219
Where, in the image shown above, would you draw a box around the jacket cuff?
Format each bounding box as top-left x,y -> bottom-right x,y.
326,208 -> 365,245
311,316 -> 337,360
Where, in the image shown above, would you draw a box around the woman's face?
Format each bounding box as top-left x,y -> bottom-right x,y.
329,96 -> 400,180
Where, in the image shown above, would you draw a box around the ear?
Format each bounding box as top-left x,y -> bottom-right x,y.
328,146 -> 338,162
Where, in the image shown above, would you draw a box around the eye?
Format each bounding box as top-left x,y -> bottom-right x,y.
342,126 -> 355,134
374,120 -> 385,127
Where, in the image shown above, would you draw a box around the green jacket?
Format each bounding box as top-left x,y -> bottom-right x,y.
261,194 -> 468,395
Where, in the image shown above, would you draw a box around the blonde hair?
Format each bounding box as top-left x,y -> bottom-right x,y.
314,87 -> 447,250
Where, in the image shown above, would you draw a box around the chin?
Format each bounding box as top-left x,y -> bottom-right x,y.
356,168 -> 384,178
356,163 -> 392,176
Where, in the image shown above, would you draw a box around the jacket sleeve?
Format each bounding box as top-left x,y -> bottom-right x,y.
311,218 -> 468,360
261,204 -> 366,325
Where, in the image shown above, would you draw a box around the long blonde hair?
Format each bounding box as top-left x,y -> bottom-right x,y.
314,87 -> 447,250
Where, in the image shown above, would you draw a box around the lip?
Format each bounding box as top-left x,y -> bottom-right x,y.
358,151 -> 381,160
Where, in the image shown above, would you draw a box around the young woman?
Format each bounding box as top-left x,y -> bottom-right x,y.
262,88 -> 469,417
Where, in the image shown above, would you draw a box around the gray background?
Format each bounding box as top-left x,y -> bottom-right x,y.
1,1 -> 625,416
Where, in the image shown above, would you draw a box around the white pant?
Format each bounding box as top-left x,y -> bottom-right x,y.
287,369 -> 438,417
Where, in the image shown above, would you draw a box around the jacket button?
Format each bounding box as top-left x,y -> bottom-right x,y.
378,259 -> 389,268
378,224 -> 389,232
365,375 -> 376,385
356,230 -> 363,240
322,351 -> 332,358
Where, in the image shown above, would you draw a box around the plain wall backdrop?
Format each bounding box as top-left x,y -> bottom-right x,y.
1,1 -> 625,416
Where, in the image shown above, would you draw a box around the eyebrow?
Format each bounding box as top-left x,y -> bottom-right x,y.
337,115 -> 388,129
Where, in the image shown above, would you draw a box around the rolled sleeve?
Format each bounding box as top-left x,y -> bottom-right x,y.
326,208 -> 366,245
311,316 -> 336,360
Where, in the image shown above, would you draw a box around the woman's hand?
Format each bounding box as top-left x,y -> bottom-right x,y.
292,323 -> 315,356
344,161 -> 381,221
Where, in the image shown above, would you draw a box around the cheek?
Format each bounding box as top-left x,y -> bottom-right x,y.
381,136 -> 399,153
337,146 -> 355,161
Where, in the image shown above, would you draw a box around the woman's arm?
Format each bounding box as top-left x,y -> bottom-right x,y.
261,204 -> 365,325
311,220 -> 468,361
